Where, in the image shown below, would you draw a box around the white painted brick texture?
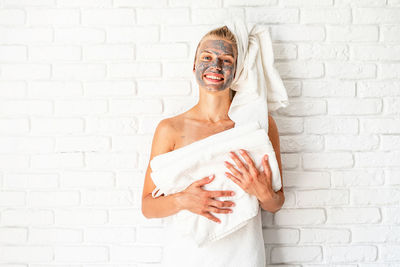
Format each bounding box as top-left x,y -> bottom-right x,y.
0,0 -> 399,266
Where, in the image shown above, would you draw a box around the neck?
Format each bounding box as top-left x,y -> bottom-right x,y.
194,87 -> 232,123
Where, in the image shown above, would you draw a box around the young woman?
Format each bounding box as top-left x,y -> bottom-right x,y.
141,25 -> 285,266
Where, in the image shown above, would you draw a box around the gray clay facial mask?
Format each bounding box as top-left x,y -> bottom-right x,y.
194,39 -> 237,92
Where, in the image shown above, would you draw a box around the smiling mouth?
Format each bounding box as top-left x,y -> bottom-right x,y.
203,74 -> 224,83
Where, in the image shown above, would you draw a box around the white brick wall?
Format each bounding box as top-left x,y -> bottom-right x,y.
0,0 -> 399,266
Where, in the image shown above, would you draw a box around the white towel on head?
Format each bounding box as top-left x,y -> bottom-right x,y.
192,18 -> 289,130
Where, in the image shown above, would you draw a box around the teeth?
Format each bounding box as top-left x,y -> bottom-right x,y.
205,75 -> 222,80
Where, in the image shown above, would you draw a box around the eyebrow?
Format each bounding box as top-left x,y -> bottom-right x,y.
200,49 -> 234,58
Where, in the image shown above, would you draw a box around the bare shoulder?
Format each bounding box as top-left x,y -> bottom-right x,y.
150,117 -> 177,158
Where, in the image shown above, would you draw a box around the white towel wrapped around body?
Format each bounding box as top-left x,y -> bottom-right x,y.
150,121 -> 282,247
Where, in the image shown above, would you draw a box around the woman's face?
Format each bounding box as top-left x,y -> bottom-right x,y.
193,38 -> 237,92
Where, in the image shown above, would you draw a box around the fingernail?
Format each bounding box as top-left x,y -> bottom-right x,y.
231,191 -> 235,196
209,175 -> 214,179
264,155 -> 268,160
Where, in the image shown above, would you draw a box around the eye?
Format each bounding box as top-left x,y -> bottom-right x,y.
224,59 -> 232,63
203,56 -> 211,60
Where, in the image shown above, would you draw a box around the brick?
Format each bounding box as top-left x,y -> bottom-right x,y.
300,228 -> 350,243
163,62 -> 193,79
161,25 -> 211,42
3,173 -> 59,189
0,192 -> 26,206
0,227 -> 27,243
0,28 -> 52,44
224,0 -> 277,6
304,117 -> 358,134
273,43 -> 297,60
298,43 -> 348,60
0,100 -> 52,115
326,134 -> 380,151
263,228 -> 300,244
81,190 -> 134,207
274,117 -> 303,134
107,26 -> 158,43
110,245 -> 162,262
84,81 -> 135,96
302,80 -> 355,97
109,63 -> 161,78
270,25 -> 325,41
0,46 -> 26,61
0,64 -> 50,80
0,81 -> 26,97
276,100 -> 326,116
381,245 -> 400,261
283,171 -> 331,188
355,151 -> 400,167
297,190 -> 349,206
361,118 -> 400,133
86,116 -> 138,134
55,28 -> 105,43
29,228 -> 82,243
82,8 -> 135,25
326,246 -> 377,262
327,208 -> 380,224
352,226 -> 400,242
55,99 -> 107,115
85,153 -> 138,169
163,97 -> 198,116
52,64 -> 106,80
192,8 -> 244,24
280,0 -> 333,6
137,80 -> 191,96
328,98 -> 381,115
3,0 -> 55,6
57,0 -> 112,7
0,136 -> 54,153
112,135 -> 151,153
60,171 -> 114,187
28,191 -> 80,207
54,246 -> 108,262
351,45 -> 400,61
31,153 -> 84,169
354,8 -> 400,24
383,97 -> 400,115
274,209 -> 326,225
83,45 -> 134,61
351,188 -> 400,205
114,0 -> 167,7
109,99 -> 162,115
271,246 -> 322,263
31,117 -> 84,134
382,26 -> 400,42
280,135 -> 324,152
29,81 -> 82,97
30,45 -> 81,61
0,154 -> 29,170
55,209 -> 108,225
137,43 -> 187,60
28,8 -> 79,25
385,169 -> 400,185
137,8 -> 189,24
55,136 -> 110,152
332,170 -> 385,187
383,207 -> 400,224
0,246 -> 53,262
1,209 -> 54,226
358,81 -> 400,96
303,152 -> 353,169
0,118 -> 29,134
335,0 -> 386,6
85,227 -> 136,243
327,25 -> 379,42
276,61 -> 324,79
246,8 -> 299,23
301,8 -> 351,24
326,62 -> 376,79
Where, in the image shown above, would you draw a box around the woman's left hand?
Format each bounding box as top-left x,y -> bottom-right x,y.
224,149 -> 278,202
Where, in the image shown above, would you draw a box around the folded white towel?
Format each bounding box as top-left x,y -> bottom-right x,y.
150,121 -> 282,247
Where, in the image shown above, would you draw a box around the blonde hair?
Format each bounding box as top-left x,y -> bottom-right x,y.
193,25 -> 238,100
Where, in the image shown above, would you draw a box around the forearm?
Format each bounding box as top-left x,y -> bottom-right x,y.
142,192 -> 183,219
258,190 -> 285,213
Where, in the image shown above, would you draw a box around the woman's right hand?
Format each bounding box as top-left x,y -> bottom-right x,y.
176,174 -> 236,224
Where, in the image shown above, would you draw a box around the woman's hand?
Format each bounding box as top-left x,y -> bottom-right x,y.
177,174 -> 236,224
224,149 -> 279,203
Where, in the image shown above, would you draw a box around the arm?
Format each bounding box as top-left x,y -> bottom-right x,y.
258,115 -> 285,213
141,119 -> 184,219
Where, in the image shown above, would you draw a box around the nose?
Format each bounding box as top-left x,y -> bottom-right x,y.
212,58 -> 223,70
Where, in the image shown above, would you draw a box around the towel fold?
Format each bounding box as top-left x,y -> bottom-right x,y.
150,121 -> 282,247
